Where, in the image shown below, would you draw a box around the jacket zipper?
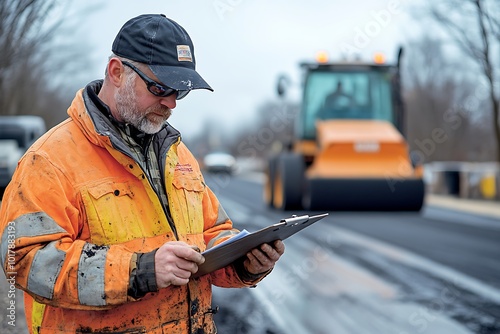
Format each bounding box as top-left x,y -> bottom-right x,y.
144,137 -> 179,240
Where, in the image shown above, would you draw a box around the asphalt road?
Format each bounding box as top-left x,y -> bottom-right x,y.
204,173 -> 500,334
1,174 -> 499,334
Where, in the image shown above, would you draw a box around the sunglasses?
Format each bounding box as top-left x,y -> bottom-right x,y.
121,61 -> 190,100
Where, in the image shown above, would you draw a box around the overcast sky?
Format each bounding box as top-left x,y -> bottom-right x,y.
73,0 -> 423,138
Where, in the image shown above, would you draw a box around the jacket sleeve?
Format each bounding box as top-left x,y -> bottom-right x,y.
0,152 -> 133,310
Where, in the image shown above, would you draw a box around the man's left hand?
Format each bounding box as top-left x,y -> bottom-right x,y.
244,240 -> 285,275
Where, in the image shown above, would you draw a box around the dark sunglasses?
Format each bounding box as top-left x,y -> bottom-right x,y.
121,61 -> 190,100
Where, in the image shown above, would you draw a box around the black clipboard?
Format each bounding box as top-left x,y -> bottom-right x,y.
193,213 -> 328,278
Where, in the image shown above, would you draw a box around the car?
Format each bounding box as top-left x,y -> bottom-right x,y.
203,152 -> 236,174
0,115 -> 46,198
0,140 -> 23,195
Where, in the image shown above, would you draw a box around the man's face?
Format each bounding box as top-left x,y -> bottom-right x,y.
114,70 -> 173,134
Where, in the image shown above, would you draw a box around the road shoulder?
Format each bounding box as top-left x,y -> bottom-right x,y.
425,194 -> 500,219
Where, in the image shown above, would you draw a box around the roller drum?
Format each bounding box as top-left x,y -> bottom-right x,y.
304,178 -> 425,211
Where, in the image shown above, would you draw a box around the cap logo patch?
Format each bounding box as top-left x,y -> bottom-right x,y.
177,45 -> 193,62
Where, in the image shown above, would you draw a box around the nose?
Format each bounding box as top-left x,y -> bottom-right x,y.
160,94 -> 176,109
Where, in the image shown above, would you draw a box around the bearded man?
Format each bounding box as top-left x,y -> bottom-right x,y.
0,14 -> 284,334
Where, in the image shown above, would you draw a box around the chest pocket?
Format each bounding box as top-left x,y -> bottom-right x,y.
170,174 -> 205,235
81,181 -> 169,245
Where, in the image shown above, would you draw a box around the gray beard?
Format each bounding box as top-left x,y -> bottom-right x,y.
114,74 -> 171,134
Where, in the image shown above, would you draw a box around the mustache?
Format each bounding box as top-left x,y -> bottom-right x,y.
149,105 -> 172,117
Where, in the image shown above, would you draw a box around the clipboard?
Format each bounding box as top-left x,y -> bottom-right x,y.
193,213 -> 328,278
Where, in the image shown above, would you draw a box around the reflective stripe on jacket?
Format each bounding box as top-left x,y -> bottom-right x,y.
0,80 -> 255,333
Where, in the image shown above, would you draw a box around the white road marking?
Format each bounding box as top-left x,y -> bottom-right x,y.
253,234 -> 475,334
217,187 -> 498,333
331,224 -> 500,304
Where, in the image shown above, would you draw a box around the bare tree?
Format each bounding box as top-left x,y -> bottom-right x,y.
1,1 -> 57,113
0,0 -> 93,127
403,36 -> 479,162
427,0 -> 500,161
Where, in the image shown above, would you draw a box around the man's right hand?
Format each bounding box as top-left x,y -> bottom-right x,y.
154,241 -> 205,289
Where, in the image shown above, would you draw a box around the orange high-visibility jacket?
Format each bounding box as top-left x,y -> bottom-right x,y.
0,81 -> 257,333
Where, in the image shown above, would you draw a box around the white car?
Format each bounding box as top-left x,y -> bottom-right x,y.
203,152 -> 236,174
0,140 -> 23,192
0,116 -> 46,197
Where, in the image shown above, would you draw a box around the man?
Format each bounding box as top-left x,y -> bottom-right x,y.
0,14 -> 284,333
319,81 -> 355,119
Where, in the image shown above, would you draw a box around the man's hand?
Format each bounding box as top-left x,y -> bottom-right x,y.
155,241 -> 205,289
244,240 -> 285,275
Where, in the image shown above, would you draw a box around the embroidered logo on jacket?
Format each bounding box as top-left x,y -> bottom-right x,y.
175,163 -> 193,172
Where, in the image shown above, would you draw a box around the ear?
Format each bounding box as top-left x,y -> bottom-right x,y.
107,58 -> 125,87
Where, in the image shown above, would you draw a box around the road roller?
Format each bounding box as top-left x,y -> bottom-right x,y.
264,49 -> 425,211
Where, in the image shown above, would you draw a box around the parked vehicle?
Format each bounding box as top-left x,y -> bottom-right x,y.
0,115 -> 46,197
203,151 -> 236,174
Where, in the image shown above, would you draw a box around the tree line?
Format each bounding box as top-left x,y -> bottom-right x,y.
405,0 -> 500,163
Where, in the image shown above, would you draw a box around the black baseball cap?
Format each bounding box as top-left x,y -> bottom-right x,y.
112,14 -> 213,93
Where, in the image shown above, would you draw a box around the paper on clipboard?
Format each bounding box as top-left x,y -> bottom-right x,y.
193,213 -> 328,278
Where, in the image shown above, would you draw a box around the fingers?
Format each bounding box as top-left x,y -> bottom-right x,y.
250,244 -> 274,263
171,243 -> 205,265
155,242 -> 205,289
273,240 -> 285,255
255,240 -> 285,261
245,240 -> 285,275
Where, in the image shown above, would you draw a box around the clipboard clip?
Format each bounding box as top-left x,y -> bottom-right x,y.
279,213 -> 329,227
279,214 -> 310,226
